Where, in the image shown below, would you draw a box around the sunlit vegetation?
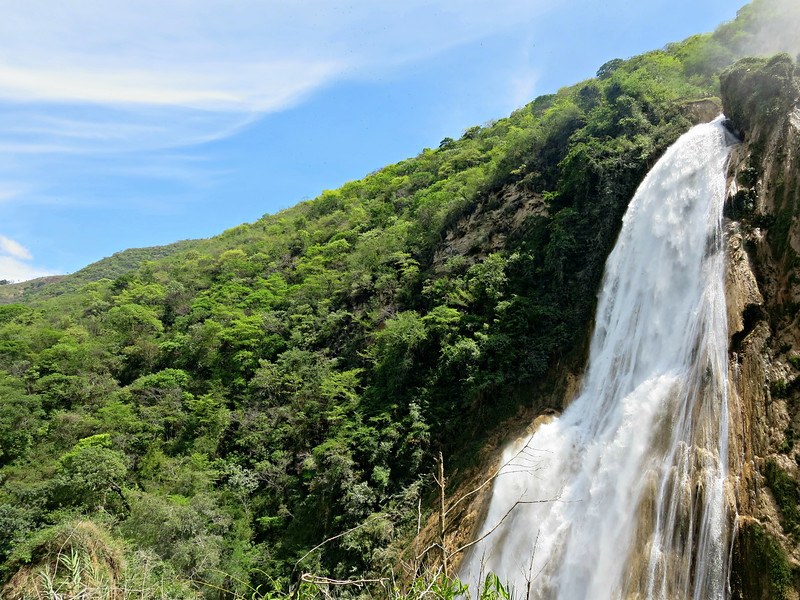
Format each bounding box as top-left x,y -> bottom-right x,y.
0,2 -> 791,596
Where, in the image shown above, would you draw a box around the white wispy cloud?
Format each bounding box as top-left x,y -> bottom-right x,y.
0,256 -> 55,282
0,106 -> 259,155
0,235 -> 32,261
0,235 -> 54,282
0,61 -> 343,112
0,0 -> 553,155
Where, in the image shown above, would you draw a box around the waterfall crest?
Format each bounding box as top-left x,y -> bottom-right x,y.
459,118 -> 736,600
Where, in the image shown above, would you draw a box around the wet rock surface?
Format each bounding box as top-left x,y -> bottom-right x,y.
725,54 -> 800,599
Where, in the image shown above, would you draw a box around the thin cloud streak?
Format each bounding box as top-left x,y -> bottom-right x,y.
0,0 -> 555,153
0,235 -> 33,260
0,60 -> 344,111
0,105 -> 261,155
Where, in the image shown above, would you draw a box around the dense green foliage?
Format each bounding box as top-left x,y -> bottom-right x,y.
0,2 -> 792,596
0,241 -> 197,305
765,459 -> 800,540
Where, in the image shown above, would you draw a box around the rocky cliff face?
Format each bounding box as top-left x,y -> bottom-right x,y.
723,54 -> 800,599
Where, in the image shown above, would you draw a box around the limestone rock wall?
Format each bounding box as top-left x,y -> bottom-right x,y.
724,56 -> 800,599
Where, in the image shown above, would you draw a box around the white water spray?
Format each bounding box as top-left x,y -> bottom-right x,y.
460,118 -> 736,600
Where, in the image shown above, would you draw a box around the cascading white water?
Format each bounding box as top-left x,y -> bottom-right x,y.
459,118 -> 737,600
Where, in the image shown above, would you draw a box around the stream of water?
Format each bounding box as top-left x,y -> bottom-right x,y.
459,118 -> 737,600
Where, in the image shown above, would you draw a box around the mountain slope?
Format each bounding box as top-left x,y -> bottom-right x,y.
1,1 -> 798,597
0,240 -> 198,305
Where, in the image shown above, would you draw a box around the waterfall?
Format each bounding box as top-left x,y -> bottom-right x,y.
459,118 -> 737,600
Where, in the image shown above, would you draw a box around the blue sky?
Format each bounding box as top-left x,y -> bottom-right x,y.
0,0 -> 747,281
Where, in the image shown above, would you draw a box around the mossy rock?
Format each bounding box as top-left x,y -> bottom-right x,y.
720,54 -> 799,140
730,520 -> 798,600
765,460 -> 800,539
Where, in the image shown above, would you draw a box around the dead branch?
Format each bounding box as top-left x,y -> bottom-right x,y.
448,494 -> 571,559
444,438 -> 546,518
299,573 -> 389,587
437,451 -> 448,577
294,514 -> 384,570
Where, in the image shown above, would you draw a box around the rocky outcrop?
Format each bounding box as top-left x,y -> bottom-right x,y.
721,54 -> 799,142
723,55 -> 800,599
433,184 -> 548,269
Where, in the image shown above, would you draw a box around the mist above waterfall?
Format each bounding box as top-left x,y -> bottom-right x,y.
459,118 -> 736,600
719,0 -> 800,59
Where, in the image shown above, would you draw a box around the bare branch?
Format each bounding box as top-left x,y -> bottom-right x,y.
415,541 -> 443,563
293,514 -> 384,570
300,573 -> 389,587
437,451 -> 448,577
416,497 -> 422,537
523,530 -> 541,599
444,438 -> 547,518
448,495 -> 573,559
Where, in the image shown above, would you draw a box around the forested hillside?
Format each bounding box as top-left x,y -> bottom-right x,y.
0,1 -> 797,597
0,241 -> 196,305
